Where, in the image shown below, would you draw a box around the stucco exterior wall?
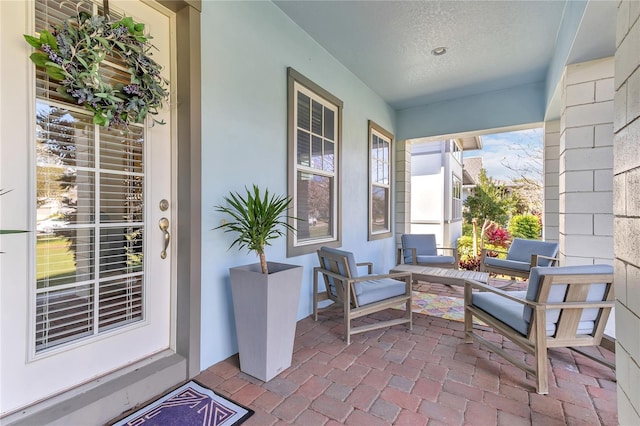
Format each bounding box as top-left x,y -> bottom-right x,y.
200,1 -> 397,369
559,58 -> 614,266
613,1 -> 640,423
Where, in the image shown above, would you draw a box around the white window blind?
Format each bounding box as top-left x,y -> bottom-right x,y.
34,0 -> 145,352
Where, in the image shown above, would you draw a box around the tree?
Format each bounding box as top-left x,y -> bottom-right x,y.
464,169 -> 512,256
463,169 -> 510,226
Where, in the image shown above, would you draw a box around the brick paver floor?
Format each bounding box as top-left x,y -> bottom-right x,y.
195,278 -> 617,425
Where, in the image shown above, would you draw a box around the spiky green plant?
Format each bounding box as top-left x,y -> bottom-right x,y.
214,185 -> 297,274
0,190 -> 27,253
0,189 -> 27,235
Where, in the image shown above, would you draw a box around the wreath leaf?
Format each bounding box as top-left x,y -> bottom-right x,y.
24,35 -> 42,49
95,36 -> 110,48
39,30 -> 58,50
45,66 -> 66,80
29,52 -> 50,67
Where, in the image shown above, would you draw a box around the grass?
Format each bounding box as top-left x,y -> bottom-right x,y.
36,236 -> 77,285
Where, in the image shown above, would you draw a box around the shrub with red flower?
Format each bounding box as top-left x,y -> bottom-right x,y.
485,223 -> 511,248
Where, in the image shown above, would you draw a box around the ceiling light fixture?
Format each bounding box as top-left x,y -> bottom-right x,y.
431,46 -> 447,56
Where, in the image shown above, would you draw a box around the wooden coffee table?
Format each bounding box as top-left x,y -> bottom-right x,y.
389,264 -> 488,287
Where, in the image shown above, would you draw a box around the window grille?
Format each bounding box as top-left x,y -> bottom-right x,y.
288,68 -> 342,255
369,121 -> 393,240
452,174 -> 462,220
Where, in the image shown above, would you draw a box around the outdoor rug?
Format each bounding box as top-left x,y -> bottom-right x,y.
403,291 -> 486,325
111,380 -> 253,426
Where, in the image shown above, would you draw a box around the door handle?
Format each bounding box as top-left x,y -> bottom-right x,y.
159,217 -> 170,259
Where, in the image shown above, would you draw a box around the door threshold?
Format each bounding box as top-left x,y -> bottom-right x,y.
1,350 -> 187,426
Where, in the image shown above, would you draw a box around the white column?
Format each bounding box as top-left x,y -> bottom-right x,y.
614,1 -> 640,423
559,57 -> 614,266
543,120 -> 560,243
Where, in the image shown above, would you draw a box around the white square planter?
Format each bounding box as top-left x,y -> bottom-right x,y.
230,262 -> 303,382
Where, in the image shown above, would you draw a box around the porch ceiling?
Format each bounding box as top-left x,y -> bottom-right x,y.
274,0 -> 616,114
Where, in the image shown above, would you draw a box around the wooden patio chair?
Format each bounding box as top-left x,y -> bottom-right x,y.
464,264 -> 615,394
314,246 -> 412,344
397,234 -> 458,269
480,238 -> 559,288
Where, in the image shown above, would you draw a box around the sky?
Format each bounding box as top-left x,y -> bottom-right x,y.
463,128 -> 544,183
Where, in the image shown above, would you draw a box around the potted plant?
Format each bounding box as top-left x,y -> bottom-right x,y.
215,185 -> 302,382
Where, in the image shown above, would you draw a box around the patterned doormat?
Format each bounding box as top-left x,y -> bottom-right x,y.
110,380 -> 253,426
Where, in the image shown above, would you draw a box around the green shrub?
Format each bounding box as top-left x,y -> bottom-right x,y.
462,223 -> 473,237
508,214 -> 541,240
457,235 -> 475,261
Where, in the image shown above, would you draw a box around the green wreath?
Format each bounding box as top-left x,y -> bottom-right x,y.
25,11 -> 169,128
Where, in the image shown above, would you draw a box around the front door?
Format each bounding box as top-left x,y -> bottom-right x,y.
0,0 -> 175,415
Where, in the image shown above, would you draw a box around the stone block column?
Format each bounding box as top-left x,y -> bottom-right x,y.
559,57 -> 614,266
613,1 -> 640,423
543,120 -> 560,243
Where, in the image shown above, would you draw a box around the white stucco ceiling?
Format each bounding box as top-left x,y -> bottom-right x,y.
274,0 -> 616,113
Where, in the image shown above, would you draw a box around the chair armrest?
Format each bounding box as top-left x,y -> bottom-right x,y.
397,247 -> 418,264
316,268 -> 411,288
357,262 -> 373,274
464,279 -> 535,306
531,254 -> 559,267
351,271 -> 411,284
436,247 -> 460,264
435,247 -> 456,253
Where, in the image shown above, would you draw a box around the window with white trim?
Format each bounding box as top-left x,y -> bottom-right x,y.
287,68 -> 342,256
450,139 -> 462,164
368,121 -> 393,240
452,174 -> 462,220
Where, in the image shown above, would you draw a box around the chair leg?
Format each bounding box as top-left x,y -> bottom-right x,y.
313,269 -> 319,321
534,317 -> 549,394
344,291 -> 351,345
463,283 -> 473,343
406,299 -> 413,331
464,313 -> 473,343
